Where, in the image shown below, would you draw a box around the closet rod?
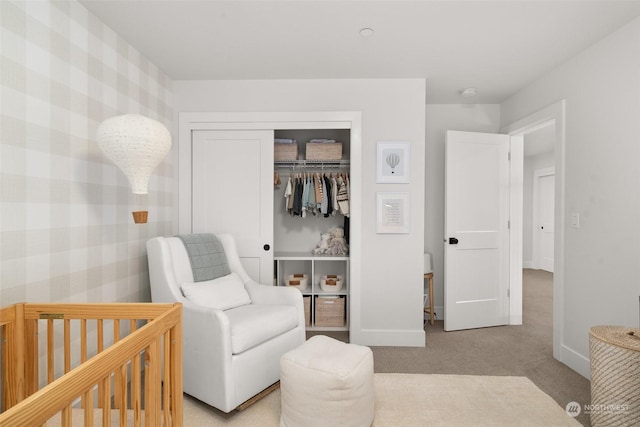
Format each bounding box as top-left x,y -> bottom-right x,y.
274,160 -> 350,169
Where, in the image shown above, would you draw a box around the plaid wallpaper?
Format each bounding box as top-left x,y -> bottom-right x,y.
0,0 -> 174,307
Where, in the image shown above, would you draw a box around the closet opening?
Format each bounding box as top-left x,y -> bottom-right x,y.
273,128 -> 352,334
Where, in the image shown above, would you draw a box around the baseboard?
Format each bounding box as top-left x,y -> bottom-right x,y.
561,344 -> 590,380
509,314 -> 523,325
352,328 -> 425,347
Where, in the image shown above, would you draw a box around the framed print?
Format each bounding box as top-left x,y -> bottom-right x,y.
376,192 -> 410,234
376,141 -> 410,183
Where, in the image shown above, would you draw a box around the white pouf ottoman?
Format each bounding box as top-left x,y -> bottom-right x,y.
280,335 -> 374,427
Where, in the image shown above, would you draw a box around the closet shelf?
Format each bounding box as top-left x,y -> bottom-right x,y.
275,160 -> 350,169
275,251 -> 349,261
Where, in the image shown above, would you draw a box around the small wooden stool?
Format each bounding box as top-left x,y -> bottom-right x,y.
424,272 -> 434,325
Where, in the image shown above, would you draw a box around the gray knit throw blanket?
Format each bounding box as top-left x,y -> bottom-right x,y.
175,233 -> 231,282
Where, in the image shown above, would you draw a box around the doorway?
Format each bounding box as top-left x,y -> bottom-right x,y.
523,124 -> 556,273
502,100 -> 565,362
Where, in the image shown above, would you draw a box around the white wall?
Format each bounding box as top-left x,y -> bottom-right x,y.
424,104 -> 501,316
523,150 -> 554,267
501,17 -> 640,377
173,79 -> 426,346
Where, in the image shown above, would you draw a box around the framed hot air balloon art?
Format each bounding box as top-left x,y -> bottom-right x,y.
376,141 -> 410,183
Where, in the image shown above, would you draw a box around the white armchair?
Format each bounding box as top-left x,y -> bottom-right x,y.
146,233 -> 305,413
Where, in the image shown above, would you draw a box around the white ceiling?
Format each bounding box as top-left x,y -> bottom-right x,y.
80,0 -> 640,104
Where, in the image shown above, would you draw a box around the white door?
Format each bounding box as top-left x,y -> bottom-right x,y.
538,173 -> 555,272
191,130 -> 274,284
445,130 -> 511,331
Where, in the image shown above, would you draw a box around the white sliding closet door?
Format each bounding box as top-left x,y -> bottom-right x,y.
192,130 -> 275,284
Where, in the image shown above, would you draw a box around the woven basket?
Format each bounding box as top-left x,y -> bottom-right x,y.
314,296 -> 345,327
275,143 -> 298,161
305,142 -> 342,161
589,325 -> 640,426
303,296 -> 311,327
132,211 -> 148,224
285,274 -> 308,291
320,275 -> 344,292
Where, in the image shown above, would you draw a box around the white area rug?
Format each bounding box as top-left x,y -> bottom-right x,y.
183,373 -> 581,426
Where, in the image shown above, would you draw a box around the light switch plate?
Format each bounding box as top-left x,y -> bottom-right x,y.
570,213 -> 580,229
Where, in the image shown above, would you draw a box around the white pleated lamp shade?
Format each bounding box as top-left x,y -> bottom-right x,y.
96,114 -> 172,194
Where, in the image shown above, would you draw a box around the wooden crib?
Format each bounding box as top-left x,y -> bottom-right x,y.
0,303 -> 183,426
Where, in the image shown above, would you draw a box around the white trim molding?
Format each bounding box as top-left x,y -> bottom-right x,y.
501,100 -> 567,366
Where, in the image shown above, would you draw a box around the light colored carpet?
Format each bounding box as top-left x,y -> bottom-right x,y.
183,373 -> 581,426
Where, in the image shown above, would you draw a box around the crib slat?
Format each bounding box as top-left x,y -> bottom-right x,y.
113,319 -> 122,410
61,405 -> 71,427
81,319 -> 87,363
101,376 -> 111,427
132,351 -> 142,427
118,364 -> 128,426
97,319 -> 105,409
131,315 -> 140,425
83,389 -> 94,427
145,340 -> 161,427
47,319 -> 54,384
64,319 -> 71,374
80,319 -> 87,409
81,318 -> 91,425
14,304 -> 26,405
81,317 -> 94,427
25,319 -> 38,398
61,319 -> 73,427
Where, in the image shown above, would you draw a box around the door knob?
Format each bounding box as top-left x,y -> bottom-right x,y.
448,237 -> 459,245
263,244 -> 270,251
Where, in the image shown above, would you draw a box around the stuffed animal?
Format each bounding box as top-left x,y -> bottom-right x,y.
327,227 -> 349,256
312,232 -> 331,255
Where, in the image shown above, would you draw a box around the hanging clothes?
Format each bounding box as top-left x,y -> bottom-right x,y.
315,172 -> 323,212
293,176 -> 304,216
320,174 -> 328,215
284,176 -> 293,213
301,175 -> 310,218
308,175 -> 317,216
323,174 -> 333,217
331,175 -> 338,216
346,174 -> 350,209
281,170 -> 350,218
337,175 -> 349,217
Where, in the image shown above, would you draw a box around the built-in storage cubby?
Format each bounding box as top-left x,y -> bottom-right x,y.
275,253 -> 349,331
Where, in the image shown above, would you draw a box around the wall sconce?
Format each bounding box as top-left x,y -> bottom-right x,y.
96,114 -> 172,223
